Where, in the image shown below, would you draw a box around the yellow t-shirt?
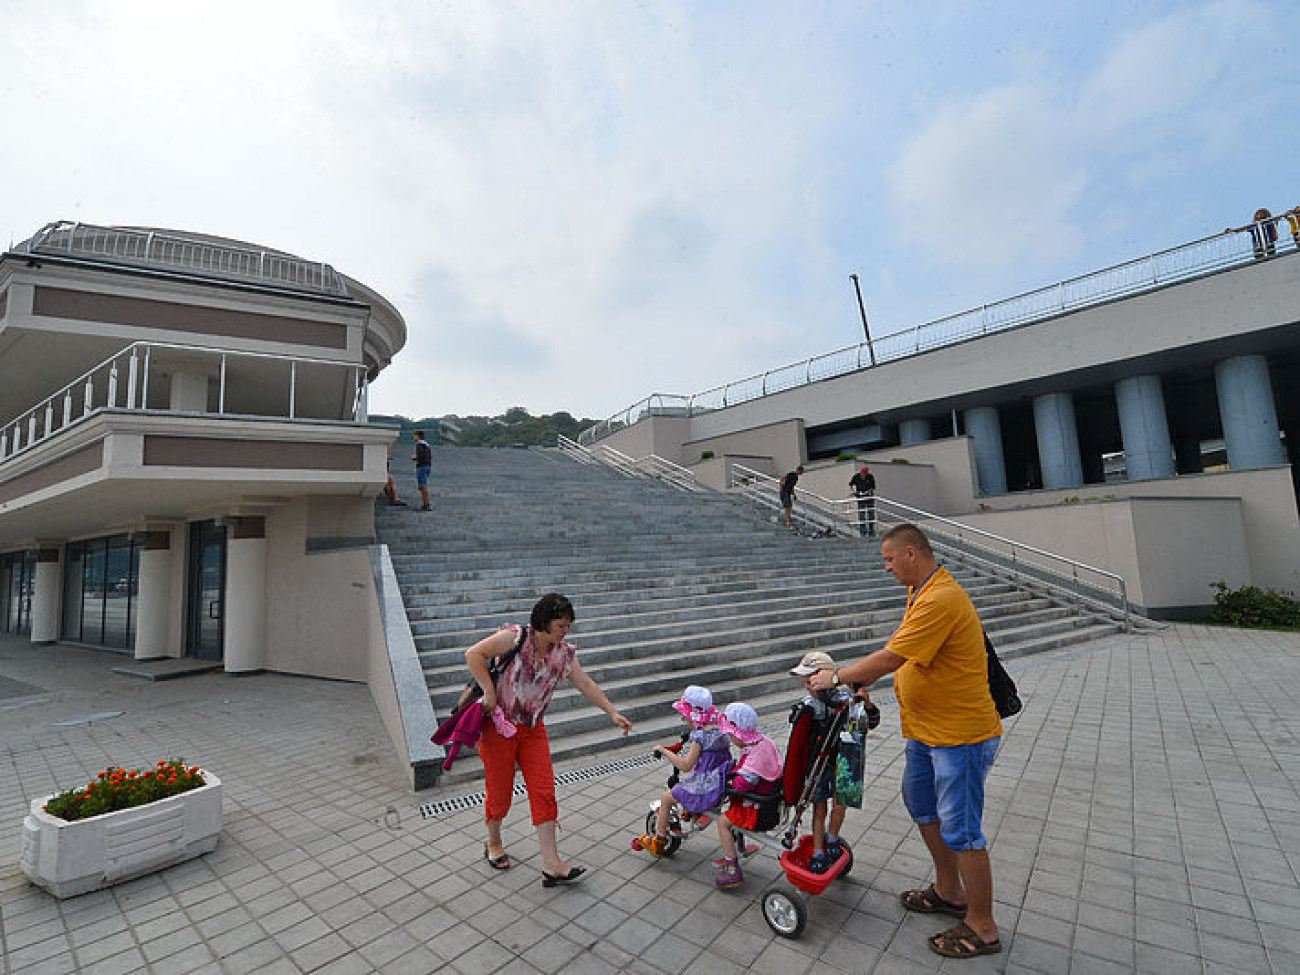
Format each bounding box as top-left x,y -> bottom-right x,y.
889,567 -> 1002,748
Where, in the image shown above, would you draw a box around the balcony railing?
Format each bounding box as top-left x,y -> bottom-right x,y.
580,225 -> 1296,444
20,221 -> 350,297
0,342 -> 370,463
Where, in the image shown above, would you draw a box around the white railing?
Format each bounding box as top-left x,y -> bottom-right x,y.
728,463 -> 1131,630
580,226 -> 1295,444
556,434 -> 702,493
0,341 -> 370,463
21,220 -> 350,297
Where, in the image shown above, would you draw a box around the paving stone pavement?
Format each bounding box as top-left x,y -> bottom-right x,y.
1,624 -> 1298,974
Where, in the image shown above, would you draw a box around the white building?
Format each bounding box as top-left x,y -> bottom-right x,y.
0,221 -> 405,679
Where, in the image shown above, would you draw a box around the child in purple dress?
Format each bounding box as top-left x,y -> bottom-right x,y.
635,685 -> 731,857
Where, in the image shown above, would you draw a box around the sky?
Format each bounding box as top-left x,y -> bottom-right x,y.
3,0 -> 1297,422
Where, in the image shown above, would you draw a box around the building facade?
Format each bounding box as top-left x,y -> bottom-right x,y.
584,228 -> 1300,618
0,221 -> 406,679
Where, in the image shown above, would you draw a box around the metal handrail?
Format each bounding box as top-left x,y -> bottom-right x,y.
727,463 -> 1131,630
20,220 -> 350,297
579,226 -> 1296,444
0,340 -> 369,463
557,434 -> 702,493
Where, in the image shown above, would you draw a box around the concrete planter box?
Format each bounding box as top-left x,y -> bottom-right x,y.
19,770 -> 222,898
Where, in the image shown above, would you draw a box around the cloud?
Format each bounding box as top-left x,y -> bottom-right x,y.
886,0 -> 1287,275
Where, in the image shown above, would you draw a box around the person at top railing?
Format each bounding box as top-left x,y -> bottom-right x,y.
780,466 -> 804,529
1226,208 -> 1278,259
1283,207 -> 1300,248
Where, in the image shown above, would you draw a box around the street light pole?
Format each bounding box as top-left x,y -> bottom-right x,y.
849,273 -> 876,366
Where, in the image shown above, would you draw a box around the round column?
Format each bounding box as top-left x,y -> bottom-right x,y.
1116,375 -> 1175,480
1214,355 -> 1285,469
224,518 -> 267,674
963,407 -> 1007,495
30,549 -> 61,644
135,531 -> 176,659
899,418 -> 931,446
1033,392 -> 1084,489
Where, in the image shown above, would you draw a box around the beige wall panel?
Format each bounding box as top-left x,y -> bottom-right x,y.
263,498 -> 371,681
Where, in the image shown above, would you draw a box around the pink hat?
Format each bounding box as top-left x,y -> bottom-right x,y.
672,685 -> 717,726
718,703 -> 762,745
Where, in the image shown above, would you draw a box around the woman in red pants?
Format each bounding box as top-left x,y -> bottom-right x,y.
467,593 -> 631,887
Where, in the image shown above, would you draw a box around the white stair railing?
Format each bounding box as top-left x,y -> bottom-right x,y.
727,463 -> 1132,630
556,435 -> 703,493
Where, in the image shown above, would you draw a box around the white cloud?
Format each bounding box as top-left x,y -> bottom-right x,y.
886,0 -> 1288,277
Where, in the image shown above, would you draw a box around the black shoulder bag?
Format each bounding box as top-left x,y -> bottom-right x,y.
453,624 -> 528,714
984,630 -> 1022,719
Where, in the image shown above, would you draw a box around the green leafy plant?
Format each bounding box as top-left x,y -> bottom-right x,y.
1210,581 -> 1300,629
835,452 -> 858,462
44,760 -> 206,822
890,457 -> 910,464
700,450 -> 715,460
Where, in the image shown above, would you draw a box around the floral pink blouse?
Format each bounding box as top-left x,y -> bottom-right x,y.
495,624 -> 576,727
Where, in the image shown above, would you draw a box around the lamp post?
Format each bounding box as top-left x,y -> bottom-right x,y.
849,273 -> 876,366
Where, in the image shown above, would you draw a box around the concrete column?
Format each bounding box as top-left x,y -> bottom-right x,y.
1215,355 -> 1285,469
1033,392 -> 1084,489
170,371 -> 209,412
224,518 -> 267,673
899,419 -> 931,446
1116,375 -> 1175,480
30,549 -> 61,644
963,407 -> 1007,495
135,531 -> 177,659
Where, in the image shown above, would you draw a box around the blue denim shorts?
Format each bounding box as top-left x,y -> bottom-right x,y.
416,465 -> 432,487
901,737 -> 1000,851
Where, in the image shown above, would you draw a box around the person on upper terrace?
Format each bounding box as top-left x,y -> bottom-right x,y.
1226,208 -> 1278,259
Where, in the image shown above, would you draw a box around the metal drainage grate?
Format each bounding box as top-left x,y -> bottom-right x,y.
418,722 -> 792,820
419,751 -> 661,820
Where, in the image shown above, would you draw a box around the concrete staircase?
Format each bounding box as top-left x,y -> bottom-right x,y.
377,443 -> 1126,785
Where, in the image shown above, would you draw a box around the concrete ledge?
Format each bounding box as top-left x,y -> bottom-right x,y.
112,661 -> 221,681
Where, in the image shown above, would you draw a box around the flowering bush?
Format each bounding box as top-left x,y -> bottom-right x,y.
43,760 -> 206,822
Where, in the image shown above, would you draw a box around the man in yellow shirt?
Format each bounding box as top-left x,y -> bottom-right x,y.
809,523 -> 1002,959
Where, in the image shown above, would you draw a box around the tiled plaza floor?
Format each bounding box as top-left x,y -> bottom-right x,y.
2,624 -> 1298,973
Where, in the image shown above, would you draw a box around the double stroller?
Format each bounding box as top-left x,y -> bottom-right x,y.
643,700 -> 854,938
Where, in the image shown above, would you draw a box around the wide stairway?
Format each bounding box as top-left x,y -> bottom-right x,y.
378,443 -> 1127,783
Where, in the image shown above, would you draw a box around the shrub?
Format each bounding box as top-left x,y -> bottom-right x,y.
835,452 -> 857,462
890,457 -> 910,464
44,760 -> 206,822
700,450 -> 715,460
1210,581 -> 1300,629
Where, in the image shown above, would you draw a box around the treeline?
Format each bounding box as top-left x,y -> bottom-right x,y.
386,407 -> 597,448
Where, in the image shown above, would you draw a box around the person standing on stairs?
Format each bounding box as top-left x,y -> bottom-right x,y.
411,430 -> 432,511
780,466 -> 804,529
467,593 -> 632,888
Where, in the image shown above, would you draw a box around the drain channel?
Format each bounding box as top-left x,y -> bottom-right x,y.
418,722 -> 790,820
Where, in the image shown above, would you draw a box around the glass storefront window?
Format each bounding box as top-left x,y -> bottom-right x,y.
61,535 -> 143,651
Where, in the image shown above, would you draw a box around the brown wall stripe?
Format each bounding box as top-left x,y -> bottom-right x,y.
142,436 -> 364,471
32,286 -> 348,349
0,441 -> 104,505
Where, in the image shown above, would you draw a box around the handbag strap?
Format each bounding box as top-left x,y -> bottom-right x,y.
488,623 -> 529,683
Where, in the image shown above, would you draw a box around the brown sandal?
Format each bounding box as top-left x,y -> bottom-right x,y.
900,883 -> 968,918
929,921 -> 1002,958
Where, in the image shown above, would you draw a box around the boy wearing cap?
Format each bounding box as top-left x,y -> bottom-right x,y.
790,650 -> 879,872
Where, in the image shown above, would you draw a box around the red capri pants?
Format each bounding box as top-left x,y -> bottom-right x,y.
479,720 -> 558,825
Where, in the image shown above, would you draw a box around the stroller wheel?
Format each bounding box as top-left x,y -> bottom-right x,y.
762,884 -> 807,939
